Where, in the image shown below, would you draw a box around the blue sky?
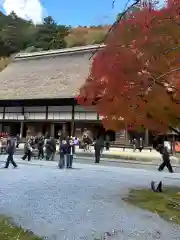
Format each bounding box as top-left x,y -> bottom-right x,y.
43,0 -> 130,26
1,0 -> 134,26
1,0 -> 165,26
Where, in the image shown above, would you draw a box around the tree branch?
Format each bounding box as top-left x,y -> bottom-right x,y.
90,0 -> 141,59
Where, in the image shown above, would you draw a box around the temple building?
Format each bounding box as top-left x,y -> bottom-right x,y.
0,44 -> 151,145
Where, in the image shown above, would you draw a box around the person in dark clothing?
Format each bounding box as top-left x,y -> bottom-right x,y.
58,140 -> 68,169
94,137 -> 102,163
138,138 -> 144,152
158,146 -> 173,173
4,137 -> 17,168
45,138 -> 52,160
22,139 -> 32,161
50,137 -> 56,161
105,136 -> 110,151
156,144 -> 164,154
45,137 -> 56,161
38,136 -> 44,159
132,138 -> 137,152
66,138 -> 74,168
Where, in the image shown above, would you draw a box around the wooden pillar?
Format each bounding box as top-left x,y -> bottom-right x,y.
71,104 -> 75,136
62,123 -> 67,137
145,129 -> 149,146
125,127 -> 129,144
20,122 -> 24,139
46,106 -> 48,120
50,123 -> 55,137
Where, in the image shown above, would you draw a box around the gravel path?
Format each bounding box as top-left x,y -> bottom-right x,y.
0,157 -> 180,240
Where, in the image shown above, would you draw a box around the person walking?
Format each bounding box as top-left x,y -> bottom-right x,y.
158,146 -> 173,173
4,136 -> 17,168
132,138 -> 137,152
22,139 -> 32,161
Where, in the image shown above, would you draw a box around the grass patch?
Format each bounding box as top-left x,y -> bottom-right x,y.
124,187 -> 180,224
0,215 -> 42,240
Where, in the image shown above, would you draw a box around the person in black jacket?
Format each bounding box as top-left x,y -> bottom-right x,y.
50,137 -> 56,161
4,137 -> 17,168
38,136 -> 44,160
58,139 -> 68,169
158,146 -> 173,173
94,136 -> 103,163
66,138 -> 74,168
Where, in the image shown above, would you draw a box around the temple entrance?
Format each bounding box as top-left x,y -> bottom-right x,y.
22,122 -> 51,137
1,122 -> 21,136
74,122 -> 115,141
128,130 -> 145,143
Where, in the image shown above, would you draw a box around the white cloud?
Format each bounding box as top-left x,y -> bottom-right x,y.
1,0 -> 45,24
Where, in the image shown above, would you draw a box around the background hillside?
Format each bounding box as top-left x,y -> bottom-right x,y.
65,25 -> 109,47
0,11 -> 108,57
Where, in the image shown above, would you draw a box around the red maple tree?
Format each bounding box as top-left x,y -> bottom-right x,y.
78,0 -> 180,133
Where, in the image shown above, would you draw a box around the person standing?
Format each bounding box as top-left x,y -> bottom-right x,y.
94,137 -> 102,164
45,137 -> 51,160
49,137 -> 56,161
58,139 -> 68,169
73,137 -> 79,159
105,135 -> 110,151
158,146 -> 173,173
138,138 -> 144,152
66,138 -> 74,168
4,136 -> 17,168
37,136 -> 44,160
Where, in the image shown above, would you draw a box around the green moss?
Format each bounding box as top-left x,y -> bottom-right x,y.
124,187 -> 180,224
0,215 -> 42,240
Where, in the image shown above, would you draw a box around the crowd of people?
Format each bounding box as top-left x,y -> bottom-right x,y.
1,131 -> 107,169
2,134 -> 80,169
0,131 -> 174,173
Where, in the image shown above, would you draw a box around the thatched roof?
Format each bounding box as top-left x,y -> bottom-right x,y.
0,44 -> 105,100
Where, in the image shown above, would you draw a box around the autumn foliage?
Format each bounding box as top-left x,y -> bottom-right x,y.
78,0 -> 180,133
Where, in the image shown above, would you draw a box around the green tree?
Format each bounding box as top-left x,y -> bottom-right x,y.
34,16 -> 70,50
0,12 -> 30,55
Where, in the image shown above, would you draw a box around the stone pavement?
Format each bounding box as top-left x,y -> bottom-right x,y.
0,154 -> 180,169
0,157 -> 180,240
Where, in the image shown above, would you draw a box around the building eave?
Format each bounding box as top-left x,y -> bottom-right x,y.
14,44 -> 105,61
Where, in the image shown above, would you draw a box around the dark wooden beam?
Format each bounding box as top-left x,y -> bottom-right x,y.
3,106 -> 5,119
0,98 -> 76,107
46,106 -> 48,120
